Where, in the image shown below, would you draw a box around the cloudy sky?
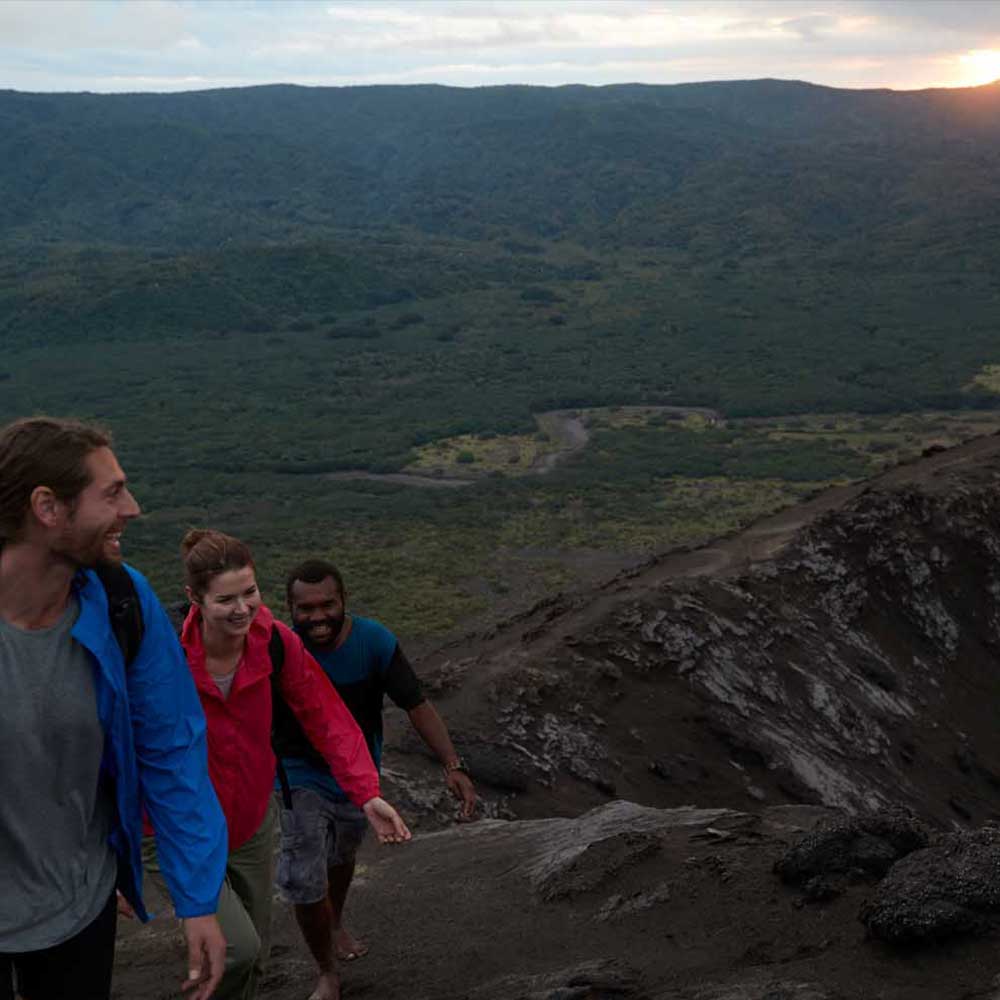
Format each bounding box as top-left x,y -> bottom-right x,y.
3,0 -> 1000,94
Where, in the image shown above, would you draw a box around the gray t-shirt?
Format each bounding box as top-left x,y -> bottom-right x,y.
0,597 -> 118,951
211,667 -> 237,700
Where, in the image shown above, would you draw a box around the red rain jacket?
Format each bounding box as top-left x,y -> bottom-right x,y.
181,603 -> 380,850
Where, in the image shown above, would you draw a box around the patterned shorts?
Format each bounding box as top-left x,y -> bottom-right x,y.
275,787 -> 368,905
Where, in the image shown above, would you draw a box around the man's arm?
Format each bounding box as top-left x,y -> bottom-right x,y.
407,701 -> 477,819
124,569 -> 228,998
382,642 -> 478,820
126,570 -> 227,913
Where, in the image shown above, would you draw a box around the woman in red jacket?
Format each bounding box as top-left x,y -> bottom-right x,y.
144,529 -> 409,1000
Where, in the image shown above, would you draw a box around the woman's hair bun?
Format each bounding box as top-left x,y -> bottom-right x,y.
181,528 -> 254,598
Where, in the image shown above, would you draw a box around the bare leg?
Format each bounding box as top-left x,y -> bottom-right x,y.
327,862 -> 367,960
293,900 -> 340,1000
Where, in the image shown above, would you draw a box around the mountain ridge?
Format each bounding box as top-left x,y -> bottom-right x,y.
5,78 -> 1000,251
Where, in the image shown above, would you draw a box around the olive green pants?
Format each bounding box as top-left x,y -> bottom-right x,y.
142,799 -> 277,1000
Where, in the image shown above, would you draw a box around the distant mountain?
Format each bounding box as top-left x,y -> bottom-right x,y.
3,80 -> 1000,265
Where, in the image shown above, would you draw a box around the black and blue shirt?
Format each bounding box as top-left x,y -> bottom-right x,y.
283,616 -> 425,802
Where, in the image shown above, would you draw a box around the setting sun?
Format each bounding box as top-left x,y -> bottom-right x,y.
956,49 -> 1000,87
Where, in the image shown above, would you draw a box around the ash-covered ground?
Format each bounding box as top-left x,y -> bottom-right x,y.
117,432 -> 1000,1000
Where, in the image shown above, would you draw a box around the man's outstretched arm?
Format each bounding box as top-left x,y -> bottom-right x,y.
382,639 -> 478,819
407,700 -> 477,819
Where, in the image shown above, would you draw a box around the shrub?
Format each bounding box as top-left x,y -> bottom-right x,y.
520,286 -> 562,304
391,312 -> 424,330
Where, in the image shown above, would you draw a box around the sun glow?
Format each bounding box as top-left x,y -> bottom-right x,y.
956,49 -> 1000,87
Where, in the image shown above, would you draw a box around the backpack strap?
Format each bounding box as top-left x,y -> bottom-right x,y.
268,625 -> 285,674
268,625 -> 293,810
94,562 -> 145,668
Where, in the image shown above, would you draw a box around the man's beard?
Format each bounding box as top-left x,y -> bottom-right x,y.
294,614 -> 345,648
53,525 -> 121,569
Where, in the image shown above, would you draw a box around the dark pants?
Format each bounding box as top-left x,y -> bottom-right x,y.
0,890 -> 117,1000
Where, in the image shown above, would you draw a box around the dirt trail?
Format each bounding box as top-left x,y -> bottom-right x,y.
532,410 -> 589,473
325,470 -> 475,488
324,405 -> 723,487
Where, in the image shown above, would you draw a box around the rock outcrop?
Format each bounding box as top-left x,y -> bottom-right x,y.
860,826 -> 1000,944
121,800 -> 1000,1000
774,810 -> 928,900
399,438 -> 1000,833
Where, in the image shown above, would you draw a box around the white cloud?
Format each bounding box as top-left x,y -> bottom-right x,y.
2,0 -> 999,92
0,0 -> 193,51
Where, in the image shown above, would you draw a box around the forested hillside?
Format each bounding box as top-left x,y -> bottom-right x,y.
4,80 -> 1000,253
3,80 -> 1000,637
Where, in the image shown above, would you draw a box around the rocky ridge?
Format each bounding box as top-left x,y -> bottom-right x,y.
395,434 -> 1000,833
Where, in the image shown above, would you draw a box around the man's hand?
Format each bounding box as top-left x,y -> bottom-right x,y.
362,796 -> 412,844
116,890 -> 137,920
446,769 -> 478,820
180,914 -> 226,1000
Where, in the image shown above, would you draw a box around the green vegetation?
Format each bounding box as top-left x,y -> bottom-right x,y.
4,80 -> 1000,643
968,364 -> 1000,394
106,409 -> 993,643
409,427 -> 557,476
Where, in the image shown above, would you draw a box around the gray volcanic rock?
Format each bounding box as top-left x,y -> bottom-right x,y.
860,827 -> 1000,943
120,799 -> 1000,1000
597,881 -> 672,922
467,959 -> 646,999
510,799 -> 736,897
535,829 -> 663,901
679,980 -> 836,1000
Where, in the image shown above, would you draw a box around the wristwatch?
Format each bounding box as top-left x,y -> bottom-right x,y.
443,757 -> 469,776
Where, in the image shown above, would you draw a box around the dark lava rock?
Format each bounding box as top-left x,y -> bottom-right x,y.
801,875 -> 846,902
391,732 -> 534,793
771,766 -> 824,806
649,753 -> 709,784
857,656 -> 899,692
467,959 -> 645,999
464,744 -> 534,792
682,983 -> 835,1000
860,827 -> 1000,944
775,811 -> 928,889
597,881 -> 672,922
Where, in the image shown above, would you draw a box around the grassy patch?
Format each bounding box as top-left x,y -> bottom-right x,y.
406,429 -> 557,476
966,365 -> 1000,395
741,410 -> 1000,469
51,407 -> 1000,649
584,406 -> 721,432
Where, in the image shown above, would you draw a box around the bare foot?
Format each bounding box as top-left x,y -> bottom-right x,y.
307,971 -> 341,1000
335,927 -> 369,961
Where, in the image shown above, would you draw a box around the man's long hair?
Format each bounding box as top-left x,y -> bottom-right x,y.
0,417 -> 111,542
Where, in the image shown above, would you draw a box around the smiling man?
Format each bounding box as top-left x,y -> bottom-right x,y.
276,558 -> 476,999
0,417 -> 228,1000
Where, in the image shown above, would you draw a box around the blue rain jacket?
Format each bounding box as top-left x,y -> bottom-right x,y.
71,564 -> 227,920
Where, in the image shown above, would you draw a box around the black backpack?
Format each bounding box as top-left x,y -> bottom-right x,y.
96,563 -> 295,809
